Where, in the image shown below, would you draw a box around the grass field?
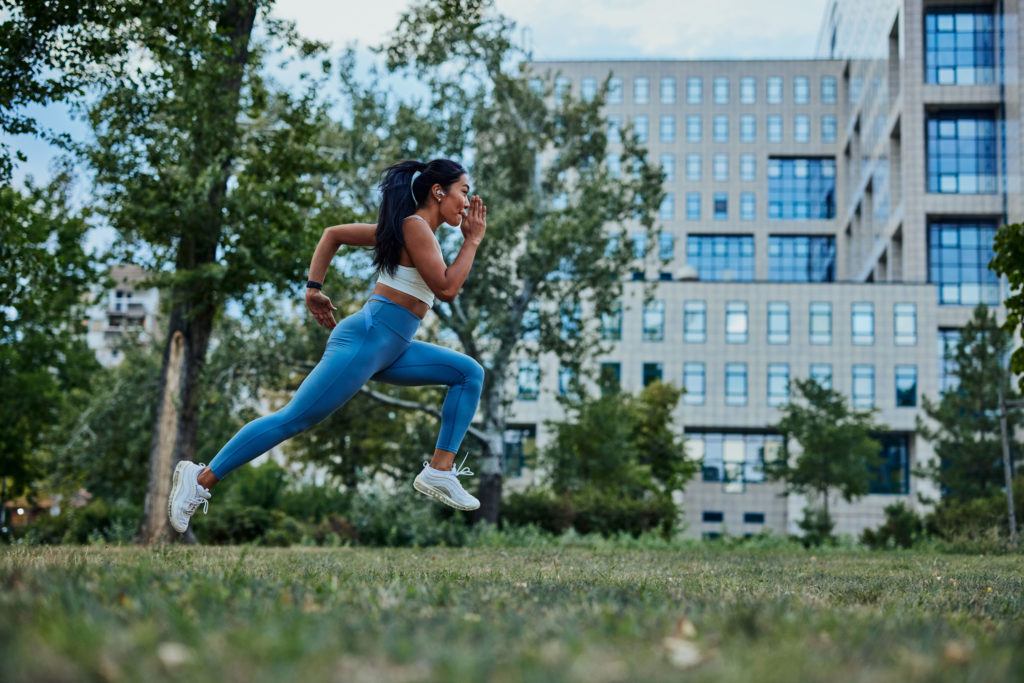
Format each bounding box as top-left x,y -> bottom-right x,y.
1,545 -> 1022,682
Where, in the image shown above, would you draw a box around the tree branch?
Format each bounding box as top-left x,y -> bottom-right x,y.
358,386 -> 489,443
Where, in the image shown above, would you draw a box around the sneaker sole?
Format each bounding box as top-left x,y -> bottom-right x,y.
413,477 -> 480,511
167,461 -> 191,533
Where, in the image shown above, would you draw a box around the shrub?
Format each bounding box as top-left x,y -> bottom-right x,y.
861,502 -> 925,549
20,500 -> 141,545
924,476 -> 1023,543
502,487 -> 678,538
797,507 -> 835,547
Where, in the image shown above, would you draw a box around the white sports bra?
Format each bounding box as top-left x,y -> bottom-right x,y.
375,216 -> 441,307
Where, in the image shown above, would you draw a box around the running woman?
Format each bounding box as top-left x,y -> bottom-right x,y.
168,159 -> 487,533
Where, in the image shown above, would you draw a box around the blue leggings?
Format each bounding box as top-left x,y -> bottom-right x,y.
208,295 -> 484,479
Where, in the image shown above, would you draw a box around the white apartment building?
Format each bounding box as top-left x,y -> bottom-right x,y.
84,265 -> 161,367
511,0 -> 1019,538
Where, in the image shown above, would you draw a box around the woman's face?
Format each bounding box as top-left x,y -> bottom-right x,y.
437,173 -> 471,227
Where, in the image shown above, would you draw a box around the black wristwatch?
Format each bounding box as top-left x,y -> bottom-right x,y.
306,281 -> 322,290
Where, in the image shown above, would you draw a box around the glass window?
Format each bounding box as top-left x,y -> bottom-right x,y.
661,76 -> 676,103
768,235 -> 836,281
702,509 -> 723,522
683,362 -> 706,405
601,302 -> 622,341
895,366 -> 917,407
744,512 -> 765,524
660,153 -> 675,181
659,115 -> 675,142
599,362 -> 621,395
558,366 -> 577,397
687,115 -> 702,142
767,302 -> 790,344
767,76 -> 783,103
869,434 -> 910,494
634,77 -> 650,104
713,154 -> 728,181
809,302 -> 832,344
767,158 -> 837,220
608,77 -> 623,104
607,115 -> 622,143
740,77 -> 756,104
713,115 -> 729,142
725,363 -> 748,405
684,301 -> 706,342
852,303 -> 874,345
852,365 -> 875,408
740,192 -> 755,220
659,194 -> 675,221
695,432 -> 781,484
658,231 -> 674,260
926,112 -> 998,194
821,76 -> 837,103
521,300 -> 540,341
554,77 -> 570,105
925,10 -> 996,85
938,328 -> 961,393
632,230 -> 647,258
517,360 -> 540,400
686,234 -> 754,280
726,301 -> 748,343
643,300 -> 665,341
794,115 -> 810,143
822,115 -> 837,143
606,154 -> 622,178
740,114 -> 756,142
767,115 -> 783,142
560,302 -> 581,340
714,77 -> 729,103
686,192 -> 701,220
687,76 -> 702,104
528,78 -> 543,95
740,154 -> 756,181
686,153 -> 701,180
580,77 -> 597,102
927,221 -> 1001,305
894,303 -> 917,345
713,193 -> 728,220
794,76 -> 809,103
643,362 -> 663,387
810,363 -> 832,389
767,363 -> 790,405
634,115 -> 649,143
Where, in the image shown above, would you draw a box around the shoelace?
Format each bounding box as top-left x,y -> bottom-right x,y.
183,487 -> 210,517
451,453 -> 473,478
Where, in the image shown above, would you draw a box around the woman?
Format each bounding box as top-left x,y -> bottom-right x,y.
168,159 -> 487,534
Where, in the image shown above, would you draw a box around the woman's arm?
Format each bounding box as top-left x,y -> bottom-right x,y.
404,196 -> 487,303
305,222 -> 376,330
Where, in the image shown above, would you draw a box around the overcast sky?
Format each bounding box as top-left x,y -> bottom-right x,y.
274,0 -> 830,60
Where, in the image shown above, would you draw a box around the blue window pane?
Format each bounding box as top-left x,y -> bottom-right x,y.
925,10 -> 995,85
685,235 -> 754,281
926,112 -> 998,194
767,236 -> 836,281
766,157 -> 836,219
927,221 -> 1000,305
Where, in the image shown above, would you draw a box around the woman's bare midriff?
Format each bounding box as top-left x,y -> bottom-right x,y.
371,282 -> 430,319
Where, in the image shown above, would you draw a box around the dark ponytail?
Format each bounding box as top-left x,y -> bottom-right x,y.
373,158 -> 467,277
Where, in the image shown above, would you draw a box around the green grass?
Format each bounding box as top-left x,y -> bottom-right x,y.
1,546 -> 1022,682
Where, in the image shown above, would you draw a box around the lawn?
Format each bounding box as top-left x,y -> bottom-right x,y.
1,545 -> 1021,682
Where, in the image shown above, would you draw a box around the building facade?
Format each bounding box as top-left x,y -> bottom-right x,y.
84,265 -> 162,367
512,0 -> 1019,538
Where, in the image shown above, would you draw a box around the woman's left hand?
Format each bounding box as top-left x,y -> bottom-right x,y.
306,289 -> 337,329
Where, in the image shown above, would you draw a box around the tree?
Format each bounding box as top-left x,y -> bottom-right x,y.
369,0 -> 665,523
0,172 -> 100,520
82,0 -> 347,542
767,378 -> 886,541
917,305 -> 1022,502
0,0 -> 129,181
991,222 -> 1024,392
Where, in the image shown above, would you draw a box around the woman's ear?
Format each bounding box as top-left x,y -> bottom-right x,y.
431,183 -> 446,199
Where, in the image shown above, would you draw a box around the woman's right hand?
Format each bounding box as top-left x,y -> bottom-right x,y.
460,195 -> 487,245
305,289 -> 337,329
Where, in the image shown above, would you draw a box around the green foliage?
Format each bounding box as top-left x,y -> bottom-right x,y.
0,175 -> 101,500
543,380 -> 693,496
796,507 -> 837,548
925,476 -> 1024,543
768,377 -> 886,536
991,222 -> 1024,391
502,487 -> 677,538
18,499 -> 140,545
917,305 -> 1022,502
861,503 -> 926,550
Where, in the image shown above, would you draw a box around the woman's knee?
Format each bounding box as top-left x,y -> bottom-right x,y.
464,358 -> 484,390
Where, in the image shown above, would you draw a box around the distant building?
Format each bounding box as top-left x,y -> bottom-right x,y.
84,265 -> 162,367
515,0 -> 1018,539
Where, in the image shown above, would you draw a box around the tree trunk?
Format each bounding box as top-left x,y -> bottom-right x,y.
473,425 -> 505,525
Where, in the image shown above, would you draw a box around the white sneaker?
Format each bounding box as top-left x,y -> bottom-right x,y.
413,454 -> 480,511
168,461 -> 212,533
